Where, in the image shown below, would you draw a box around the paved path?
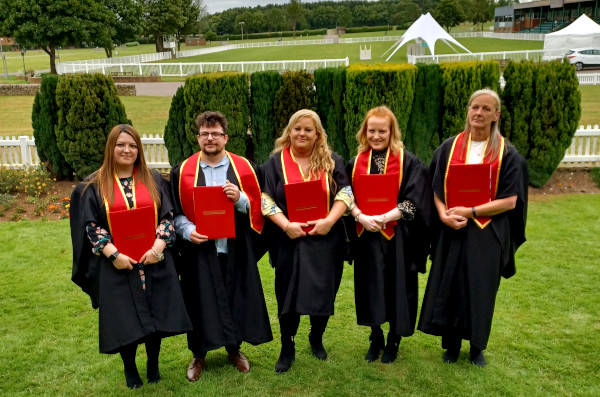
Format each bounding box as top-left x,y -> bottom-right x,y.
134,82 -> 184,96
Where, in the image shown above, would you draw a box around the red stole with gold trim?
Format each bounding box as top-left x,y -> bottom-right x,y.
352,147 -> 403,240
280,146 -> 330,215
105,169 -> 158,233
178,151 -> 264,234
444,131 -> 504,229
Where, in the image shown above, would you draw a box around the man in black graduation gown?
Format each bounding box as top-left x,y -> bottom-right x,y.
170,111 -> 272,381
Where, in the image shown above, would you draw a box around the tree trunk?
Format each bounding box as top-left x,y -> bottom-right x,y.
155,36 -> 164,53
105,47 -> 113,58
49,47 -> 57,74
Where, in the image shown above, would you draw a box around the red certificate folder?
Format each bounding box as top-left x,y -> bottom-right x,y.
284,179 -> 327,231
355,173 -> 399,226
193,186 -> 235,239
110,206 -> 156,262
446,163 -> 491,209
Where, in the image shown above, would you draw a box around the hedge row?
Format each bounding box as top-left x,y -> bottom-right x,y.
162,60 -> 580,187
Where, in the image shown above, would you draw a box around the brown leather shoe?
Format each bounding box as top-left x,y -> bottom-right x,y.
228,351 -> 250,373
186,357 -> 206,382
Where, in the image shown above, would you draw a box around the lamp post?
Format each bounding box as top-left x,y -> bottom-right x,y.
0,38 -> 8,79
20,48 -> 27,76
239,21 -> 245,41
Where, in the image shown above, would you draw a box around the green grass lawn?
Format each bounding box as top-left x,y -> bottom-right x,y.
0,194 -> 598,396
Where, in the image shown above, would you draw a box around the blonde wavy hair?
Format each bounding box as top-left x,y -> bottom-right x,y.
461,88 -> 502,162
273,109 -> 335,181
86,124 -> 160,206
355,106 -> 404,155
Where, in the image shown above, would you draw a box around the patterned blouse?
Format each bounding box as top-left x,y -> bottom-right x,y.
85,177 -> 175,255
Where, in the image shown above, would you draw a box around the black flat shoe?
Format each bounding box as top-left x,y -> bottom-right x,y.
442,349 -> 460,364
309,333 -> 328,361
125,369 -> 143,389
381,334 -> 400,364
470,350 -> 487,367
365,329 -> 384,362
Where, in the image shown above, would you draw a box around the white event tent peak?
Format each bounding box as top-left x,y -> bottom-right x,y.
385,12 -> 471,62
544,14 -> 600,55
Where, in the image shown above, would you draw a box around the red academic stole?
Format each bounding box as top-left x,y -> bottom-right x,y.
104,170 -> 158,258
178,151 -> 264,234
444,131 -> 505,229
281,146 -> 330,218
352,147 -> 403,240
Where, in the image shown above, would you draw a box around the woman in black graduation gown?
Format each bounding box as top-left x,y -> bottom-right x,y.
261,109 -> 352,373
71,124 -> 191,388
348,106 -> 432,364
418,89 -> 528,367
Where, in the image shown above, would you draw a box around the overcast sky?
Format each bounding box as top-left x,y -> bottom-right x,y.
204,0 -> 376,15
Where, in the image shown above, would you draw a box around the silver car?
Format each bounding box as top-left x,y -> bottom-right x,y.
566,48 -> 600,71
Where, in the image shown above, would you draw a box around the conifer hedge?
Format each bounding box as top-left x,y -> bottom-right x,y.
250,71 -> 283,164
183,72 -> 250,157
163,86 -> 194,167
527,60 -> 581,187
404,64 -> 442,165
343,64 -> 417,157
314,66 -> 348,159
439,61 -> 500,142
272,70 -> 316,139
55,74 -> 130,180
501,60 -> 536,157
32,74 -> 74,179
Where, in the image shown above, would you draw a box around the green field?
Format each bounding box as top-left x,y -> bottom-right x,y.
0,194 -> 598,396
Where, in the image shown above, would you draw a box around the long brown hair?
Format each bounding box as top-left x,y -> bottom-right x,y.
355,106 -> 404,155
461,88 -> 502,162
273,109 -> 335,181
87,124 -> 160,206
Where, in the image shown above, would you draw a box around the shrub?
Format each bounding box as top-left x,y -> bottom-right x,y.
164,86 -> 194,166
250,71 -> 283,164
55,74 -> 130,180
0,165 -> 53,197
404,63 -> 442,165
272,70 -> 317,139
183,72 -> 250,157
501,60 -> 536,158
125,41 -> 140,47
527,60 -> 581,187
343,63 -> 417,157
314,66 -> 348,159
32,74 -> 74,180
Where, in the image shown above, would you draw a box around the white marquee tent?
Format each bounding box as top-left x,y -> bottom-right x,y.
385,12 -> 471,61
544,14 -> 600,57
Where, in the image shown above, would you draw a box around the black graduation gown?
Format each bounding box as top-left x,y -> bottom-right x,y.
70,170 -> 192,354
262,152 -> 350,317
347,150 -> 433,336
418,137 -> 528,350
170,161 -> 273,353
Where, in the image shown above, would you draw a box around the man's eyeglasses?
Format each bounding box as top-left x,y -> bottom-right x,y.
198,132 -> 226,139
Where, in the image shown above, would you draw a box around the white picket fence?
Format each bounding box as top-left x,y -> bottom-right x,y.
1,127 -> 599,170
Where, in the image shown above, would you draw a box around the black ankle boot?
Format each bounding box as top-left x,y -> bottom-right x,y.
275,336 -> 295,373
381,333 -> 401,364
308,332 -> 328,361
147,362 -> 161,384
470,347 -> 487,367
365,328 -> 385,362
124,368 -> 143,389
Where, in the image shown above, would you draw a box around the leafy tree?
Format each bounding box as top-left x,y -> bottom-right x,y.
0,0 -> 113,74
55,74 -> 130,180
32,74 -> 74,179
463,0 -> 494,31
337,6 -> 353,28
266,8 -> 287,32
390,0 -> 421,27
176,0 -> 207,51
204,31 -> 217,43
104,0 -> 143,57
434,0 -> 465,32
142,0 -> 186,53
309,6 -> 337,29
164,86 -> 194,166
286,0 -> 306,38
273,70 -> 316,137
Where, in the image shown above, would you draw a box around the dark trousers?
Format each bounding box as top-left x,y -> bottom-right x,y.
279,312 -> 329,338
189,253 -> 240,358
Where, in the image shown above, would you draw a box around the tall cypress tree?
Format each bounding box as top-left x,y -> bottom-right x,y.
272,70 -> 316,138
250,71 -> 283,164
315,66 -> 348,159
164,86 -> 194,166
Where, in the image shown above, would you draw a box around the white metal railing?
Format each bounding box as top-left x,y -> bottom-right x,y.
451,32 -> 545,41
339,36 -> 402,43
56,52 -> 172,74
57,58 -> 350,76
407,49 -> 568,64
2,127 -> 598,170
577,73 -> 600,86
